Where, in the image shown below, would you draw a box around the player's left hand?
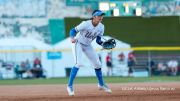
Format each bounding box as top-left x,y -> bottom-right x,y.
102,38 -> 116,50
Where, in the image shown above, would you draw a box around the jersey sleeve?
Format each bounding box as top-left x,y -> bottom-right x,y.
96,25 -> 104,45
98,25 -> 104,37
75,21 -> 87,32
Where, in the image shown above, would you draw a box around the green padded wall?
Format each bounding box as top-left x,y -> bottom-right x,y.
65,16 -> 180,46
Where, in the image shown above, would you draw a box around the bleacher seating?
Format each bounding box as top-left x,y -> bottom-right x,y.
134,53 -> 180,75
47,0 -> 90,18
0,0 -> 90,43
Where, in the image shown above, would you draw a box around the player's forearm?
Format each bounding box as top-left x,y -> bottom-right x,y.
96,36 -> 103,45
69,28 -> 77,38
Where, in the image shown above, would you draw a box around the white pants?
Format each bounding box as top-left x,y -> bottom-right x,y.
72,42 -> 101,69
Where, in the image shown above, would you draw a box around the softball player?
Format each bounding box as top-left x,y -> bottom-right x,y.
67,10 -> 112,96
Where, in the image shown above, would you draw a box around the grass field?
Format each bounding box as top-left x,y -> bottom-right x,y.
0,76 -> 180,85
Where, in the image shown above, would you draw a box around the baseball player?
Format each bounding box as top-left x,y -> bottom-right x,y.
67,10 -> 112,96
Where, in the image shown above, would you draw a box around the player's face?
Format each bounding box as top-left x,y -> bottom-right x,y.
94,16 -> 103,23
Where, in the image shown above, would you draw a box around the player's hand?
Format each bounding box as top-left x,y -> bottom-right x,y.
71,38 -> 76,43
102,38 -> 116,50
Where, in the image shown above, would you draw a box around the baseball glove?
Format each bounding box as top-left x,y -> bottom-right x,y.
102,38 -> 116,49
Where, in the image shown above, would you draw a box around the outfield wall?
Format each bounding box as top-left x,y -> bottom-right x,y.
64,16 -> 180,47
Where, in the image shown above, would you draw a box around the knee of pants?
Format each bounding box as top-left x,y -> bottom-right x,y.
94,63 -> 102,69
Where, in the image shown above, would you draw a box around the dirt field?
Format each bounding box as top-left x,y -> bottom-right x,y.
0,82 -> 180,101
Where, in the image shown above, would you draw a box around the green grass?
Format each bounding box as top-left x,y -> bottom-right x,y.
0,76 -> 180,85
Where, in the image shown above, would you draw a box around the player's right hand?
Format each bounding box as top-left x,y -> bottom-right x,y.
71,38 -> 76,43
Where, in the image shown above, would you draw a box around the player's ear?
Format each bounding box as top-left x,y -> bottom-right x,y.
92,16 -> 96,20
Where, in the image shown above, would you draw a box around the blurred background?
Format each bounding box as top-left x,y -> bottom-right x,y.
0,0 -> 179,80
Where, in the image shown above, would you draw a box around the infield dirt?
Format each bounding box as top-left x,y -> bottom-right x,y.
0,82 -> 179,101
